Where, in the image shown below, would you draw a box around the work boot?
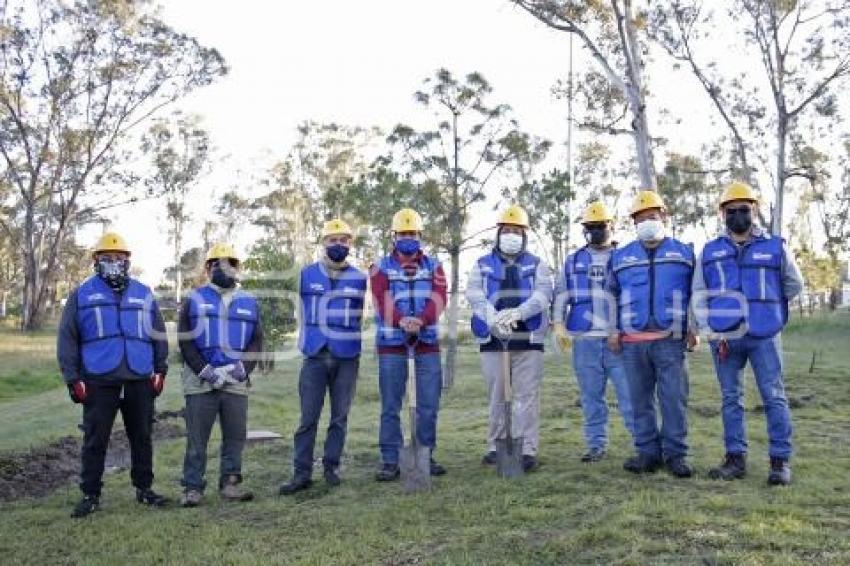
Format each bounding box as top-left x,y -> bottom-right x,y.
767,457 -> 792,486
708,453 -> 747,481
430,459 -> 447,476
522,455 -> 539,472
481,451 -> 497,465
324,468 -> 341,487
278,476 -> 313,495
71,495 -> 99,518
136,488 -> 169,507
375,463 -> 400,482
665,457 -> 694,478
623,453 -> 663,474
581,447 -> 607,463
220,475 -> 254,501
180,489 -> 203,508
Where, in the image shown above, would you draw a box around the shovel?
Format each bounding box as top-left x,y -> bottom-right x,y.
399,343 -> 431,492
495,339 -> 524,478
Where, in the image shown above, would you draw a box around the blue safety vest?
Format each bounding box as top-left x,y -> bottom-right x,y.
187,285 -> 259,367
298,262 -> 367,358
375,254 -> 440,346
701,234 -> 787,338
563,247 -> 612,333
611,238 -> 694,333
75,276 -> 156,377
470,251 -> 543,339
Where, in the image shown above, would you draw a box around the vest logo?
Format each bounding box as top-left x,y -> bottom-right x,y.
87,293 -> 106,301
712,250 -> 728,258
480,265 -> 494,274
665,251 -> 683,258
127,297 -> 145,305
752,252 -> 773,261
575,263 -> 585,269
589,265 -> 606,279
236,308 -> 252,316
521,264 -> 536,272
200,303 -> 214,310
310,283 -> 325,291
623,255 -> 640,263
343,287 -> 359,294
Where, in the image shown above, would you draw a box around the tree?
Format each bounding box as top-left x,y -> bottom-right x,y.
141,113 -> 211,301
656,152 -> 722,238
514,0 -> 658,188
0,0 -> 226,330
241,238 -> 298,352
387,69 -> 550,388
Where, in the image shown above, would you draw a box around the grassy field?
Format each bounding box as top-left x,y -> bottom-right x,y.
1,313 -> 849,564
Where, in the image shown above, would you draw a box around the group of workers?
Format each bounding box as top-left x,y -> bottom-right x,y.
57,180 -> 802,518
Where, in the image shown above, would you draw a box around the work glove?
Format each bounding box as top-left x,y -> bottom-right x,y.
229,361 -> 247,382
150,373 -> 165,397
199,364 -> 225,389
553,322 -> 572,352
495,308 -> 522,328
67,380 -> 87,404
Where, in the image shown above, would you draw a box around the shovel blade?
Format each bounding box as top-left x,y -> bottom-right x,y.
400,444 -> 431,493
495,437 -> 525,479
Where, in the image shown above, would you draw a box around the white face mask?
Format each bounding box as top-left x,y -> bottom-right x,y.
498,233 -> 524,255
636,219 -> 665,242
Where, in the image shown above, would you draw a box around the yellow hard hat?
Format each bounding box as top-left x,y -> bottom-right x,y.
497,204 -> 530,228
93,232 -> 130,257
321,218 -> 353,238
581,202 -> 614,224
719,181 -> 759,208
391,208 -> 424,232
630,190 -> 666,216
206,242 -> 240,264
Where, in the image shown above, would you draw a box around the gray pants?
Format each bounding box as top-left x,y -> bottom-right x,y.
182,390 -> 248,491
480,350 -> 544,456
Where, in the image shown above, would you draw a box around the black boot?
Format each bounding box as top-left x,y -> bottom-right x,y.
278,476 -> 313,495
430,459 -> 447,476
581,447 -> 607,463
136,488 -> 169,507
665,456 -> 693,478
522,455 -> 539,472
324,468 -> 341,487
708,453 -> 747,481
623,453 -> 663,474
481,451 -> 497,465
375,463 -> 400,482
71,495 -> 99,518
767,457 -> 791,486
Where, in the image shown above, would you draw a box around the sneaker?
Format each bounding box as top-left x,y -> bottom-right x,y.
430,459 -> 447,476
522,455 -> 539,472
581,447 -> 607,463
136,488 -> 169,507
708,453 -> 747,481
481,451 -> 497,465
767,457 -> 791,486
623,454 -> 663,474
278,476 -> 313,495
665,456 -> 693,478
180,489 -> 203,508
324,468 -> 341,487
71,495 -> 99,518
220,475 -> 254,501
375,463 -> 400,482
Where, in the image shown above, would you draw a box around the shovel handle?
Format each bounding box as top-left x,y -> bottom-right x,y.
407,353 -> 417,409
500,342 -> 512,403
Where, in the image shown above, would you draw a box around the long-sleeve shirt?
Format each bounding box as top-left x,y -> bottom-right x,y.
369,250 -> 448,355
57,283 -> 169,384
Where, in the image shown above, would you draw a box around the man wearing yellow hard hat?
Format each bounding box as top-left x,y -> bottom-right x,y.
57,232 -> 170,517
553,201 -> 634,463
370,208 -> 448,481
692,182 -> 803,486
606,191 -> 698,478
466,204 -> 553,472
177,243 -> 264,506
280,219 -> 367,494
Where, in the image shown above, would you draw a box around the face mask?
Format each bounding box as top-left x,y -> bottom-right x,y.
326,243 -> 350,262
584,225 -> 609,246
395,237 -> 421,256
96,258 -> 129,292
725,208 -> 753,235
498,233 -> 524,255
636,219 -> 665,242
211,264 -> 237,289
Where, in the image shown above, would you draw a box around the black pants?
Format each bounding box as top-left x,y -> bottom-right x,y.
293,350 -> 359,477
80,380 -> 154,497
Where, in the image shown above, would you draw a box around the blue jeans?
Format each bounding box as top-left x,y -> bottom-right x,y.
572,338 -> 635,450
622,337 -> 689,460
710,335 -> 793,459
378,352 -> 442,464
293,350 -> 359,477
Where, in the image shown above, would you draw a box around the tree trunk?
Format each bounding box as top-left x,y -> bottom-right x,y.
0,290 -> 7,318
444,247 -> 461,390
772,117 -> 787,235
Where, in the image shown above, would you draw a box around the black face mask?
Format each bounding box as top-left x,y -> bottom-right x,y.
725,208 -> 753,235
96,258 -> 130,292
210,262 -> 237,289
584,225 -> 609,246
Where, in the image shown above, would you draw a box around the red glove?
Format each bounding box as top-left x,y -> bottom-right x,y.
67,380 -> 87,404
150,373 -> 165,397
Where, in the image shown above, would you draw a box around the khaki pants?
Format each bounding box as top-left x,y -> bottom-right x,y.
480,349 -> 544,456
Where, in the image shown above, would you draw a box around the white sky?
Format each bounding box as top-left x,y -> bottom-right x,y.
90,0 -> 814,286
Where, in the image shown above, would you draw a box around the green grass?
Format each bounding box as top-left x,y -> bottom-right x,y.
0,327 -> 64,403
1,313 -> 850,564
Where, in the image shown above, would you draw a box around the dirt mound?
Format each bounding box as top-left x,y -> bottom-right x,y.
0,411 -> 184,503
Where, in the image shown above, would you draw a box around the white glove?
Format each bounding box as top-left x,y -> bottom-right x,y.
495,308 -> 522,330
212,365 -> 235,388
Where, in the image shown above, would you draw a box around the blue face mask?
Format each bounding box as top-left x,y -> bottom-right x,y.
326,243 -> 350,262
395,237 -> 420,256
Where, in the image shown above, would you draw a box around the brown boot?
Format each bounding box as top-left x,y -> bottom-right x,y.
220,475 -> 254,502
180,489 -> 203,508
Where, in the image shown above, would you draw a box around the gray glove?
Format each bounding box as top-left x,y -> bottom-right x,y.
199,364 -> 225,389
229,361 -> 247,382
